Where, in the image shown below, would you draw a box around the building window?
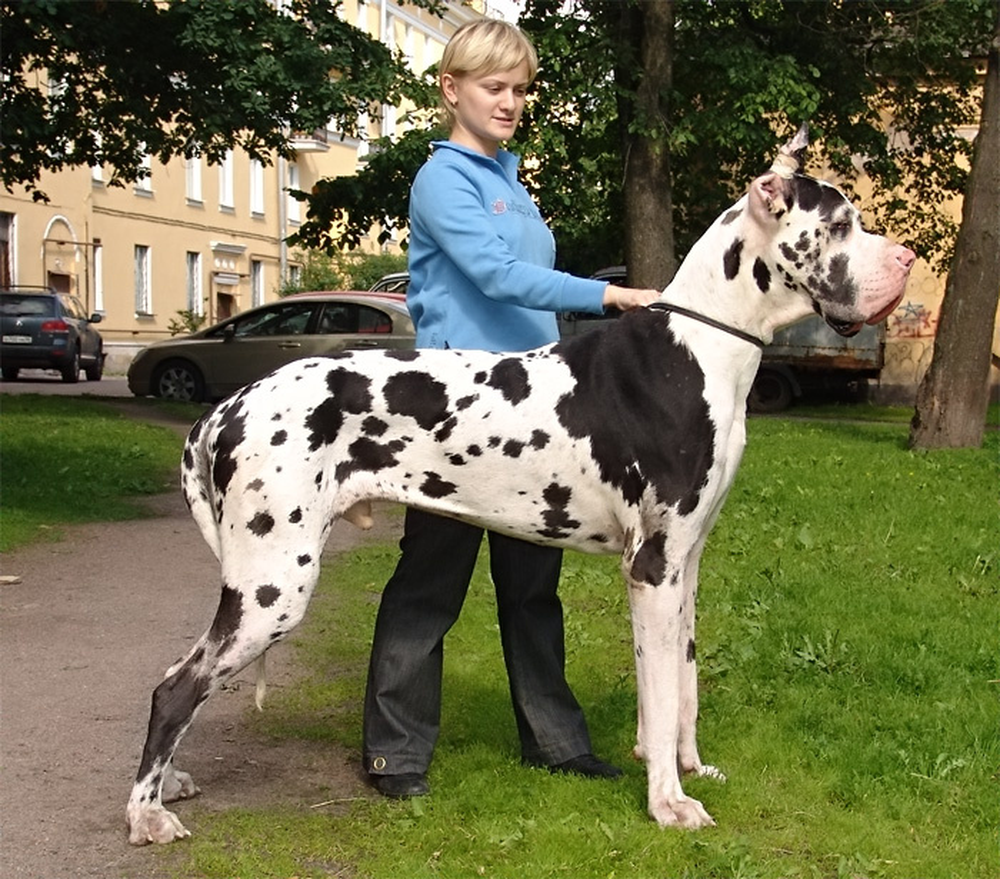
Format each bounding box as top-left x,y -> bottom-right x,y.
135,154 -> 152,194
251,259 -> 264,307
219,150 -> 234,210
134,245 -> 152,315
250,159 -> 264,216
186,156 -> 202,203
287,162 -> 301,224
186,252 -> 203,315
287,263 -> 302,289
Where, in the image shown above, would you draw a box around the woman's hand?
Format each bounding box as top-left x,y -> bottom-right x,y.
603,284 -> 661,311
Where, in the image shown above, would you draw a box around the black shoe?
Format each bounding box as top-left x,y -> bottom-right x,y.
550,753 -> 623,779
369,772 -> 430,799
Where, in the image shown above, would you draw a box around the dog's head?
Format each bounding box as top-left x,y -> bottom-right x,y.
745,125 -> 915,336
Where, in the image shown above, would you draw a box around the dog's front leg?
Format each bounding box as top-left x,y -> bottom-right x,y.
627,574 -> 716,829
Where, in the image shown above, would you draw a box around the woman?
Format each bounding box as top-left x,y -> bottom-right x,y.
363,18 -> 660,799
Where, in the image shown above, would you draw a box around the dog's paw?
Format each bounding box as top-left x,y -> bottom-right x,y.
127,804 -> 191,846
162,766 -> 200,803
684,762 -> 727,783
648,794 -> 716,830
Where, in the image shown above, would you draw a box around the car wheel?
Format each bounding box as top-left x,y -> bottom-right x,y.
2,366 -> 19,381
749,368 -> 793,413
84,353 -> 105,381
152,360 -> 205,402
61,349 -> 81,383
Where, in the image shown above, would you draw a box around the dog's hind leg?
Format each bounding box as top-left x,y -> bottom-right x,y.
126,552 -> 321,845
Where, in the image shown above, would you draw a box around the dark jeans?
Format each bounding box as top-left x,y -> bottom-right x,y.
363,508 -> 593,775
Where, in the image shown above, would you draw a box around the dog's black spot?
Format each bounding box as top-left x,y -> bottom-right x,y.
538,482 -> 580,539
721,207 -> 742,225
305,369 -> 374,451
686,638 -> 696,662
247,478 -> 264,492
467,444 -> 483,457
449,454 -> 466,466
256,584 -> 281,608
297,554 -> 311,567
789,175 -> 847,221
384,371 -> 450,431
530,429 -> 550,450
795,229 -> 811,252
212,398 -> 247,495
456,394 -> 478,410
554,309 -> 715,517
487,358 -> 531,405
488,436 -> 501,448
473,371 -> 488,384
435,415 -> 458,443
819,253 -> 857,306
420,471 -> 457,498
723,237 -> 743,281
247,511 -> 274,536
335,436 -> 406,482
503,439 -> 524,458
209,584 -> 243,652
288,507 -> 302,524
631,532 -> 667,586
270,430 -> 287,446
385,349 -> 421,361
362,416 -> 388,437
753,257 -> 771,293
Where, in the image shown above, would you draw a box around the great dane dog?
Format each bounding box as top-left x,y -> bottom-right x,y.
127,128 -> 914,844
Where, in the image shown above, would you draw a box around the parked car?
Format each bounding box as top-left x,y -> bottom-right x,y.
0,286 -> 105,383
127,292 -> 415,403
369,272 -> 410,295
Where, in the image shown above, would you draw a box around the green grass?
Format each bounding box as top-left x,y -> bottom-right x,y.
0,396 -> 995,876
0,394 -> 188,550
171,417 -> 997,879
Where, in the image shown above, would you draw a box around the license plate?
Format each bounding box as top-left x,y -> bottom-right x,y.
2,335 -> 32,344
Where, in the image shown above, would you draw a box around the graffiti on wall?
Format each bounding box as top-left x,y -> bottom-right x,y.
884,299 -> 938,386
887,300 -> 936,339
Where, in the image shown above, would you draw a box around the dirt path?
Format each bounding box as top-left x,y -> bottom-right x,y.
0,404 -> 401,879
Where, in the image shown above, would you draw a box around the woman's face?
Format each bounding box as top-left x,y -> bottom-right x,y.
442,61 -> 531,156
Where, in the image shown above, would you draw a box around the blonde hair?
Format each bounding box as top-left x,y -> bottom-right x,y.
439,19 -> 538,129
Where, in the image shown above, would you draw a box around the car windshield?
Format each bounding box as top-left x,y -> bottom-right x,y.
0,295 -> 55,317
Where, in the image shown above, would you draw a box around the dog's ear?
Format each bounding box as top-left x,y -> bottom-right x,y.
770,123 -> 809,178
748,172 -> 791,221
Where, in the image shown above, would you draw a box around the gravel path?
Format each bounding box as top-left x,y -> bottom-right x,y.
0,403 -> 400,878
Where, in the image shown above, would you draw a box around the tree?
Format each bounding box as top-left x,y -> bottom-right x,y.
0,0 -> 437,201
910,2 -> 1000,449
296,1 -> 992,281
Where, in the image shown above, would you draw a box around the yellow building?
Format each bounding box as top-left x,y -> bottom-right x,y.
0,0 -> 485,373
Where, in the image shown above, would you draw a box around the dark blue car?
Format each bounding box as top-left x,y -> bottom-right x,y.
0,287 -> 105,383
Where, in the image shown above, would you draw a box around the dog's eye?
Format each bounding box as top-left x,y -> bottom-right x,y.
829,221 -> 852,239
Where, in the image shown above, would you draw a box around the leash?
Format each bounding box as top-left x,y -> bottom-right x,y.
646,302 -> 765,349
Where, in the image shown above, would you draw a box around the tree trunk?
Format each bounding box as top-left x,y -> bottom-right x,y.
618,0 -> 676,289
909,6 -> 1000,449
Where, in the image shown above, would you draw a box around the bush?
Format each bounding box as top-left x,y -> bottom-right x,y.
278,249 -> 407,297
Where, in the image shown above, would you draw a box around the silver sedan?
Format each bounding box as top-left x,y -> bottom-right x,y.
127,292 -> 414,403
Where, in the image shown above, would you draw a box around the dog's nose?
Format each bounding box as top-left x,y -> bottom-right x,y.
896,246 -> 917,270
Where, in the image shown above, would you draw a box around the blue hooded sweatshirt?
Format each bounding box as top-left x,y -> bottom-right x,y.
407,141 -> 607,352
